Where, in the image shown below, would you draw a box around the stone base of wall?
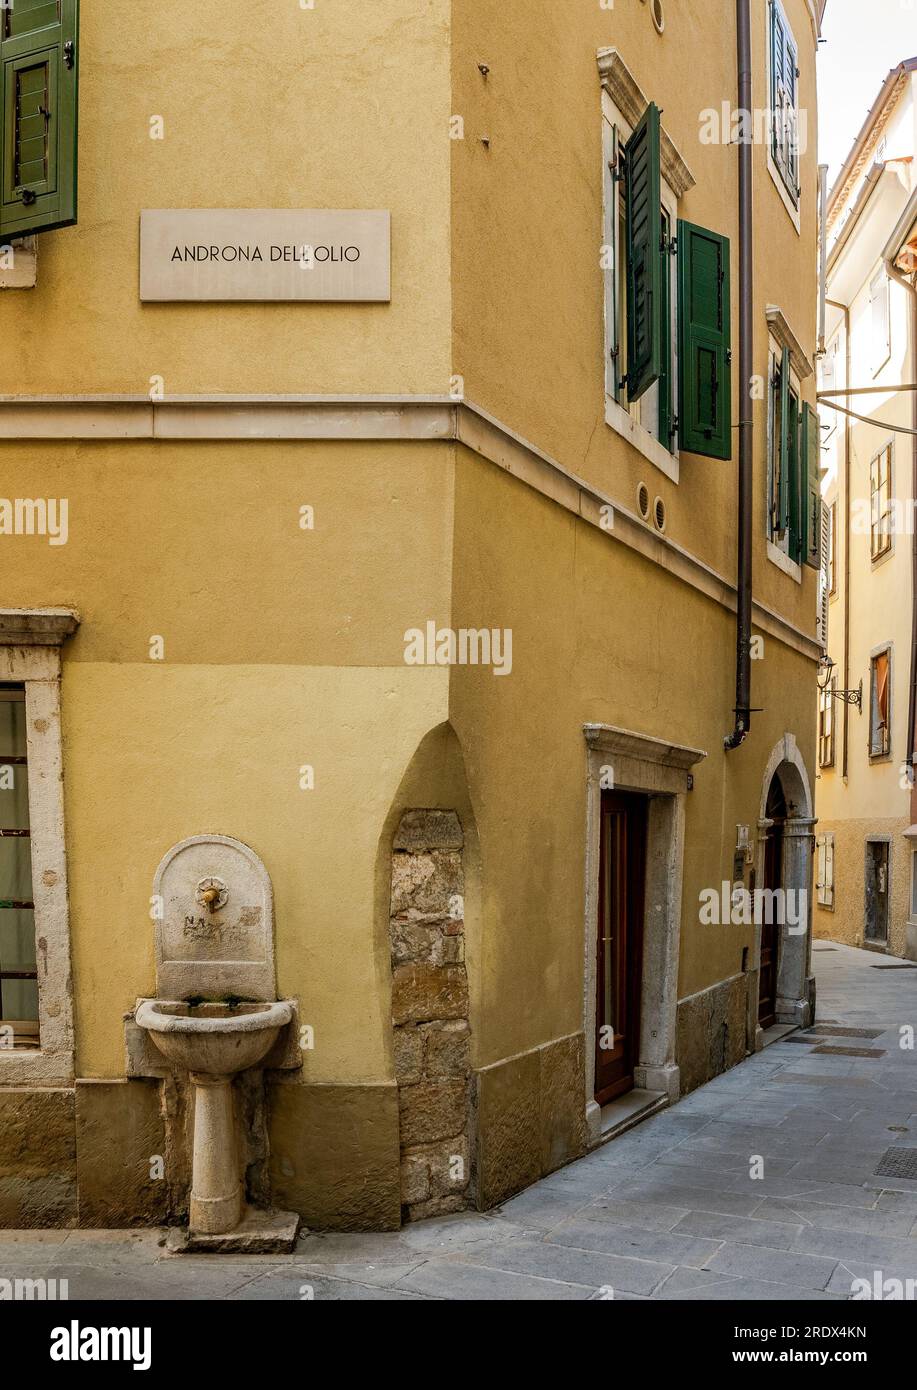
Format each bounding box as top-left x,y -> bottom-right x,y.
474,1033 -> 587,1210
75,1079 -> 169,1227
676,974 -> 749,1096
268,1079 -> 401,1231
3,1035 -> 587,1231
0,1087 -> 77,1228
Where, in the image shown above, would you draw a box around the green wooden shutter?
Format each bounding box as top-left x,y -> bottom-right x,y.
770,2 -> 783,169
677,220 -> 731,459
1,0 -> 78,239
782,19 -> 799,198
800,401 -> 821,570
777,347 -> 791,531
625,103 -> 663,403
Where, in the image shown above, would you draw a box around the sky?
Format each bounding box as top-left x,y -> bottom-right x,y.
818,0 -> 916,184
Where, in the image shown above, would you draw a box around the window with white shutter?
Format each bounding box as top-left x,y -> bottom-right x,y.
816,833 -> 835,910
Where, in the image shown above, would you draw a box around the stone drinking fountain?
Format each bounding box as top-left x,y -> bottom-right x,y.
133,834 -> 299,1252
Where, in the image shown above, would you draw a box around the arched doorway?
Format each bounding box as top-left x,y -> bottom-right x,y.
753,736 -> 816,1046
759,776 -> 787,1029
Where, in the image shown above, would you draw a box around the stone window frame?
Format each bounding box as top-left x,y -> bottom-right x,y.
0,609 -> 79,1085
582,724 -> 706,1143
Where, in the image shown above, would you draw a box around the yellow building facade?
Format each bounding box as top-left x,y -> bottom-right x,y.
0,0 -> 824,1232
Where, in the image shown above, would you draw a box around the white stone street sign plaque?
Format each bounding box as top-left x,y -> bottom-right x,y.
140,209 -> 391,302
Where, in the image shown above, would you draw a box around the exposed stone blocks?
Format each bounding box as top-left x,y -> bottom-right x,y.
390,809 -> 472,1223
676,974 -> 749,1095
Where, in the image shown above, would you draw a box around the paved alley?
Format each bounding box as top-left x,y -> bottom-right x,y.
3,942 -> 917,1302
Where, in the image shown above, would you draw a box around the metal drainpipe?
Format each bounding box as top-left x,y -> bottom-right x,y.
826,297 -> 852,782
725,0 -> 754,751
883,257 -> 917,813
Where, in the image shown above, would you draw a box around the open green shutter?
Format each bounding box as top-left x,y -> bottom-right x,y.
677,220 -> 731,459
770,2 -> 783,167
625,102 -> 663,403
777,347 -> 791,531
1,0 -> 78,239
800,401 -> 821,570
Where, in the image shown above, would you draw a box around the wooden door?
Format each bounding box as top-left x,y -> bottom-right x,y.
594,791 -> 647,1105
865,842 -> 890,944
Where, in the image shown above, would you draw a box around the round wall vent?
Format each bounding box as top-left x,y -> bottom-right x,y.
653,496 -> 667,533
637,483 -> 651,520
652,0 -> 665,34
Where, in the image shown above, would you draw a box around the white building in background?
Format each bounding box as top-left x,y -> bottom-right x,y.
816,57 -> 917,960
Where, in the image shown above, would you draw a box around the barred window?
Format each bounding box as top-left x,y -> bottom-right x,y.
0,687 -> 38,1049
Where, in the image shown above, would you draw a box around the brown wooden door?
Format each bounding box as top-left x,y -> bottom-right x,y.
759,824 -> 782,1029
594,791 -> 647,1105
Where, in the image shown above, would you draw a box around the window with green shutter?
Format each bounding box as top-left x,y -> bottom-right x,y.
624,102 -> 665,404
800,401 -> 821,570
768,346 -> 820,570
602,96 -> 678,454
0,0 -> 78,239
677,220 -> 731,460
769,0 -> 799,206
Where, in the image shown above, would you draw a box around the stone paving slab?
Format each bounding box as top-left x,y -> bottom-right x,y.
0,941 -> 915,1301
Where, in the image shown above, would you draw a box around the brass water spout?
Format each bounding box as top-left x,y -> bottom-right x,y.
200,886 -> 221,911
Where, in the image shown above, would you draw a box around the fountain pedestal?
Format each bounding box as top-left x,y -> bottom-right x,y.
189,1073 -> 242,1235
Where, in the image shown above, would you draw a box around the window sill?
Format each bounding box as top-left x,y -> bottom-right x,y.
868,751 -> 893,765
871,546 -> 895,571
605,395 -> 679,484
0,1047 -> 73,1086
767,150 -> 801,235
767,538 -> 802,583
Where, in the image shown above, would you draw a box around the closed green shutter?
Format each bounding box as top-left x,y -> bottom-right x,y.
780,13 -> 799,198
677,220 -> 731,459
624,102 -> 664,403
800,401 -> 821,570
770,0 -> 799,203
1,0 -> 78,239
777,346 -> 792,532
770,2 -> 785,170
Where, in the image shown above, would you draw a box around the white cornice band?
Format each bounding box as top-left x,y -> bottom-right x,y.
0,394 -> 820,663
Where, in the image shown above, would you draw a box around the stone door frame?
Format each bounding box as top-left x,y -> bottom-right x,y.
582,725 -> 706,1144
748,733 -> 816,1050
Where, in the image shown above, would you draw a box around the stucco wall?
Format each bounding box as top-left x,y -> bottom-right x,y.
0,0 -> 453,394
451,0 -> 820,638
449,444 -> 818,1069
0,436 -> 456,1081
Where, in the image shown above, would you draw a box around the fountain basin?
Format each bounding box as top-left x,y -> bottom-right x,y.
135,998 -> 293,1077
